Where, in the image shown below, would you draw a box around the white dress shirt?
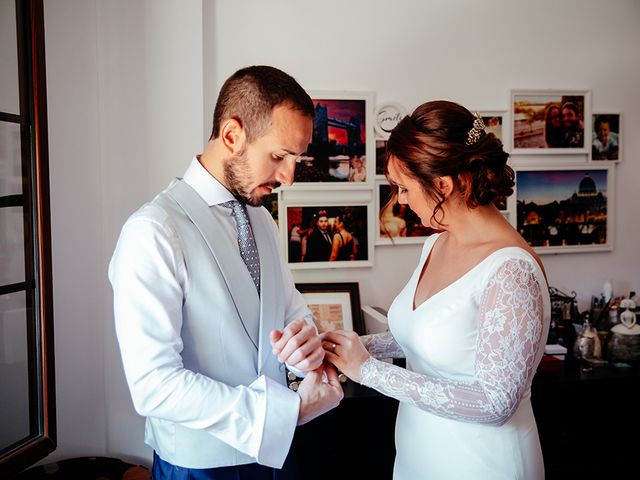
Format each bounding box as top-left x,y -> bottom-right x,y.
108,157 -> 310,468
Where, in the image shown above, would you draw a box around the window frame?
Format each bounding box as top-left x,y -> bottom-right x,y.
0,0 -> 56,475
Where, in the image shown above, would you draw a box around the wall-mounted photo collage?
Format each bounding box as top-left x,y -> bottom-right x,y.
267,88 -> 620,267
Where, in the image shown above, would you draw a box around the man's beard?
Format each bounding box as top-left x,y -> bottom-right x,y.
223,150 -> 280,207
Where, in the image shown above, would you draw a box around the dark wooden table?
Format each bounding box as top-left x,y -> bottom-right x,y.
292,381 -> 398,479
532,356 -> 640,479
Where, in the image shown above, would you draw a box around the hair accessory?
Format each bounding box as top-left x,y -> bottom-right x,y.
466,112 -> 485,146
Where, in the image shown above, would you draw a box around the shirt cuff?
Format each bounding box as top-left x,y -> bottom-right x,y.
255,376 -> 300,468
285,363 -> 307,378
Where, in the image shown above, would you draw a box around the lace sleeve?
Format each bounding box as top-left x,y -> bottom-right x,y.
360,258 -> 546,426
361,331 -> 405,359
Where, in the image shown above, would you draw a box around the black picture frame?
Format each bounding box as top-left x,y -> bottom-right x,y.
295,282 -> 364,335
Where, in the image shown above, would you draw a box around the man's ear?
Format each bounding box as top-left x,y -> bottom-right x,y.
219,118 -> 246,155
435,176 -> 454,199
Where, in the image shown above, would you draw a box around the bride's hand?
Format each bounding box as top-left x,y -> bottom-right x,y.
322,330 -> 370,383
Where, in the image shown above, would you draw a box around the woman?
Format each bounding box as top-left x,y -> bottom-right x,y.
322,101 -> 551,479
329,212 -> 357,261
348,155 -> 367,182
544,103 -> 563,148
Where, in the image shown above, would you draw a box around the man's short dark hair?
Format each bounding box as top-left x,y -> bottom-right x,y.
210,65 -> 314,142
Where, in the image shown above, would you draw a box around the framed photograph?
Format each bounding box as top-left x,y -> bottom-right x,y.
374,101 -> 407,139
263,191 -> 279,225
376,138 -> 387,177
295,282 -> 364,334
478,110 -> 507,145
508,165 -> 614,254
591,113 -> 621,162
291,91 -> 374,187
510,89 -> 591,155
375,179 -> 439,245
281,190 -> 373,269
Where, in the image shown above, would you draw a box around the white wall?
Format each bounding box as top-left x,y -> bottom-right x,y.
44,0 -> 204,465
41,0 -> 640,467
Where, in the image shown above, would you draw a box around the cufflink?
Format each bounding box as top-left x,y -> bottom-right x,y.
286,370 -> 302,391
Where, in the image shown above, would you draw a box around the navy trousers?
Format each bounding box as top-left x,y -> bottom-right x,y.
151,451 -> 299,480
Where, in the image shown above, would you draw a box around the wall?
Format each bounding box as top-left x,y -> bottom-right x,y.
43,0 -> 204,465
210,0 -> 640,308
41,0 -> 640,467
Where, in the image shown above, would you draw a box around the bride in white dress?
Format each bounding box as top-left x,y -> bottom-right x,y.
323,101 -> 551,480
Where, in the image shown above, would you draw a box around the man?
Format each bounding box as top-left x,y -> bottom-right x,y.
301,210 -> 333,262
109,66 -> 343,480
560,102 -> 584,148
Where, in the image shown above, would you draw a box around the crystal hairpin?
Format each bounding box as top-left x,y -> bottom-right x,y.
466,112 -> 485,145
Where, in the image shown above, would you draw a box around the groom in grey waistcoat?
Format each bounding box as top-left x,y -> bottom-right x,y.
109,65 -> 343,480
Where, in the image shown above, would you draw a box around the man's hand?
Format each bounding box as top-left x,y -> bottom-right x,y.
296,362 -> 343,425
270,319 -> 324,372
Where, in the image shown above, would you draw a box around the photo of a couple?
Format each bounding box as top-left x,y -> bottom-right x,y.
513,93 -> 586,150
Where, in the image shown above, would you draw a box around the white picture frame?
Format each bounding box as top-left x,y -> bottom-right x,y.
285,90 -> 375,190
507,164 -> 614,254
510,89 -> 591,156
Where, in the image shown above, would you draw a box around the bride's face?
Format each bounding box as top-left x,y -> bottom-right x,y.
386,156 -> 439,228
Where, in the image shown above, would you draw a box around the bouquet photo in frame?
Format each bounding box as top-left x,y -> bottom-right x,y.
283,201 -> 372,269
509,165 -> 614,254
376,180 -> 439,245
295,282 -> 364,335
510,89 -> 591,155
292,91 -> 374,186
591,113 -> 621,162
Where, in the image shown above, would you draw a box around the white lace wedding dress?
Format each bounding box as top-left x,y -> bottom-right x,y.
361,233 -> 550,480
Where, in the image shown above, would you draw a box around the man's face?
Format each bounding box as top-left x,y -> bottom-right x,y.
316,216 -> 329,231
562,108 -> 579,129
597,122 -> 610,144
224,105 -> 312,207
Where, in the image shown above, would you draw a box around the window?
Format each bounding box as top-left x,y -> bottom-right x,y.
0,0 -> 55,475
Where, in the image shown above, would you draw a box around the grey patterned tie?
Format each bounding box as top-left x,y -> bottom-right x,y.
221,200 -> 261,293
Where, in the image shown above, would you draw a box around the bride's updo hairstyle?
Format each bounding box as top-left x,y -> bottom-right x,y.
385,100 -> 514,226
